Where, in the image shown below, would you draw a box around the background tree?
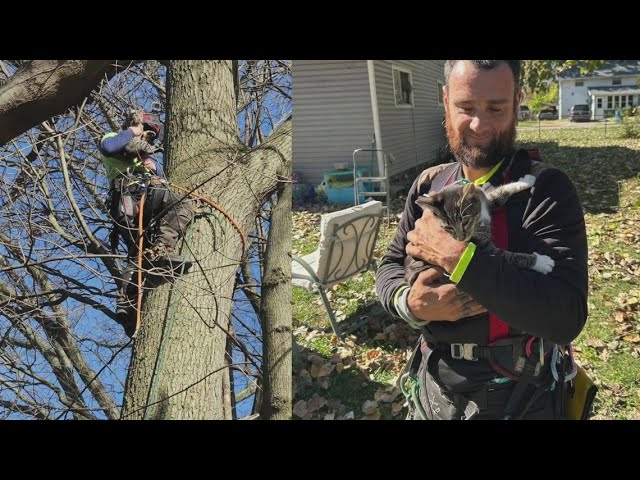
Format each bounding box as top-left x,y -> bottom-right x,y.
0,59 -> 292,420
522,60 -> 605,95
526,83 -> 559,112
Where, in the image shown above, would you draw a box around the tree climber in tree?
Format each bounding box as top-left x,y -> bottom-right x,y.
100,108 -> 195,337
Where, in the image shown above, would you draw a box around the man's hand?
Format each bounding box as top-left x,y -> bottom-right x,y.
406,208 -> 467,274
129,125 -> 144,136
407,268 -> 487,322
143,157 -> 157,173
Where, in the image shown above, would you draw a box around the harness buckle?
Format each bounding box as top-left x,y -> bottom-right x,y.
451,343 -> 478,361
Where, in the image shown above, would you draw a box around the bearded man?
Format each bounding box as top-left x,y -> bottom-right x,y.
375,60 -> 588,420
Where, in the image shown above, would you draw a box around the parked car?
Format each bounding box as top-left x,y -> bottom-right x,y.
570,104 -> 591,122
518,105 -> 531,121
538,106 -> 558,120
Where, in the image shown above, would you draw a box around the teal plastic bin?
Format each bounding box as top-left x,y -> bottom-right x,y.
324,169 -> 371,204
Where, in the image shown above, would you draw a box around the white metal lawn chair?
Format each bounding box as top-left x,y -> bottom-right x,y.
292,200 -> 384,338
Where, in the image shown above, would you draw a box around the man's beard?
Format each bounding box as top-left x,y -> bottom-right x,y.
445,112 -> 517,169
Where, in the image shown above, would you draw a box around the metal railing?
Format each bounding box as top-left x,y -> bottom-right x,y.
352,148 -> 393,224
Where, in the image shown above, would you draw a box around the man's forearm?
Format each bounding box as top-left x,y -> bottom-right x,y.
375,259 -> 406,317
457,250 -> 587,344
100,129 -> 134,155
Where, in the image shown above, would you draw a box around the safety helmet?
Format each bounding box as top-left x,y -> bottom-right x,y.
141,112 -> 164,144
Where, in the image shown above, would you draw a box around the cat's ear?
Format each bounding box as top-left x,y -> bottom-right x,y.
416,192 -> 442,209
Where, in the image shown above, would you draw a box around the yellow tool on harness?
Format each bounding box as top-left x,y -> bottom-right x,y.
564,365 -> 597,420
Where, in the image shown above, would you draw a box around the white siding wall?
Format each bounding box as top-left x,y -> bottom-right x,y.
373,60 -> 446,178
292,60 -> 373,185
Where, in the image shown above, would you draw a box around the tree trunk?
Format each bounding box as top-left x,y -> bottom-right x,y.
121,60 -> 291,420
259,182 -> 293,420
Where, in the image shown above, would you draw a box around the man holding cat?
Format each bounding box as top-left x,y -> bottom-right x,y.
375,60 -> 588,419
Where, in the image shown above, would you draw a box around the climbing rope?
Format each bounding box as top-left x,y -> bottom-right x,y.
168,182 -> 248,257
400,372 -> 428,420
135,192 -> 146,336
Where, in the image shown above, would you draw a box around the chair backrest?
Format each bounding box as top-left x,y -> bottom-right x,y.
315,200 -> 383,286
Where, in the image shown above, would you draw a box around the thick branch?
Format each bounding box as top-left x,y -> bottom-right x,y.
0,60 -> 129,145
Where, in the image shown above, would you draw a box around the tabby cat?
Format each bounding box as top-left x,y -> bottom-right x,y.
122,109 -> 160,158
404,174 -> 554,286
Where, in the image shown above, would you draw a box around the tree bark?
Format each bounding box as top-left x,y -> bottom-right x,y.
0,60 -> 127,145
121,60 -> 291,420
259,180 -> 293,420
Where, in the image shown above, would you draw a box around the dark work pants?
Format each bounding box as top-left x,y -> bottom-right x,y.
111,179 -> 194,323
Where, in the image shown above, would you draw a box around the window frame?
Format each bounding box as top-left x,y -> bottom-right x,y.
392,65 -> 414,108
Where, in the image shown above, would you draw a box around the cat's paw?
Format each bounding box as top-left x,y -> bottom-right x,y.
517,174 -> 536,188
533,252 -> 554,274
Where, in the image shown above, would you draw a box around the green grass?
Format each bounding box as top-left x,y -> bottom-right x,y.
293,126 -> 640,420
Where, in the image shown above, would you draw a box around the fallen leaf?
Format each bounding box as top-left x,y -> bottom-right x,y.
294,326 -> 308,336
310,363 -> 335,378
585,338 -> 606,349
623,334 -> 640,343
308,354 -> 325,366
362,400 -> 379,415
317,377 -> 331,390
293,400 -> 308,418
307,393 -> 328,412
300,369 -> 313,386
614,310 -> 626,323
363,409 -> 381,420
324,412 -> 335,420
329,352 -> 342,363
374,387 -> 401,403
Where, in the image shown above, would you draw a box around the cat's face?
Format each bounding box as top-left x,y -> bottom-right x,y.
416,183 -> 482,242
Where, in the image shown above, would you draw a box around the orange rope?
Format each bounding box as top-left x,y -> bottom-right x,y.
126,179 -> 246,338
135,192 -> 146,336
169,182 -> 247,257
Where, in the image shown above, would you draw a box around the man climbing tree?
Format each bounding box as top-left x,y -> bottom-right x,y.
0,60 -> 292,420
100,107 -> 194,338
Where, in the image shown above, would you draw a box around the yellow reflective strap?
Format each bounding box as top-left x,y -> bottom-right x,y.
473,160 -> 503,186
449,242 -> 477,284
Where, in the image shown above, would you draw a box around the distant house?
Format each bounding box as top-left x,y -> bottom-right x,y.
292,60 -> 446,185
557,60 -> 640,120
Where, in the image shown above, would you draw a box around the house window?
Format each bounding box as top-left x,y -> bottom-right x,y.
392,66 -> 413,107
614,95 -> 620,108
437,81 -> 444,105
612,79 -> 621,85
607,96 -> 613,109
575,80 -> 584,87
621,96 -> 627,108
596,98 -> 602,109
